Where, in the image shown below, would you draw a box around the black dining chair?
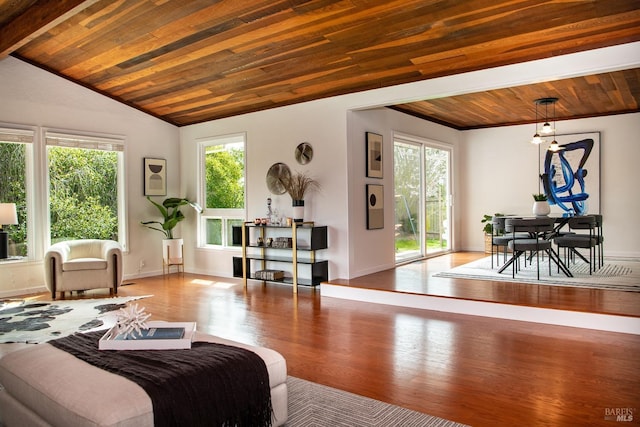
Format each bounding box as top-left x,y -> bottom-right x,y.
490,217 -> 511,268
490,216 -> 528,268
499,217 -> 572,279
554,215 -> 599,274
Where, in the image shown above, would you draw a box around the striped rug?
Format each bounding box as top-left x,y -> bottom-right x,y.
434,256 -> 640,292
286,376 -> 467,426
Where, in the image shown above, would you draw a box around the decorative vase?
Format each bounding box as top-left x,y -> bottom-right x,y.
162,238 -> 184,265
292,200 -> 304,223
532,201 -> 550,217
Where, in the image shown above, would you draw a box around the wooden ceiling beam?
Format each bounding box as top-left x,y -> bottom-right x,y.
0,0 -> 99,58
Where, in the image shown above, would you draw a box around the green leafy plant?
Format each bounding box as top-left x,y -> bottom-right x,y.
141,196 -> 202,239
533,193 -> 548,202
481,213 -> 504,234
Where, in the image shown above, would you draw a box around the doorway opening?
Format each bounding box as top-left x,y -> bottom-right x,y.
394,134 -> 452,263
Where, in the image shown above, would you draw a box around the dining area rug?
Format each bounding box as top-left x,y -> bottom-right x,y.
435,256 -> 640,292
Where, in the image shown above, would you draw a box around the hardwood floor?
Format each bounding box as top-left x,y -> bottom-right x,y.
28,252 -> 640,426
329,252 -> 640,317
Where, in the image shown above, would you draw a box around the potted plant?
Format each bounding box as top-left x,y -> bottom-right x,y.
532,193 -> 550,216
284,171 -> 319,222
481,213 -> 503,253
141,196 -> 202,265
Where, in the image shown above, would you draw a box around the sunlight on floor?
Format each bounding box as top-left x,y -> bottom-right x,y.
190,279 -> 238,289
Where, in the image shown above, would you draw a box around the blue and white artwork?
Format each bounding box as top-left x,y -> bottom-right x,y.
541,132 -> 600,216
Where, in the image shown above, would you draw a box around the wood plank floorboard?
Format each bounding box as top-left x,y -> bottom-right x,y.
23,252 -> 640,426
329,252 -> 640,317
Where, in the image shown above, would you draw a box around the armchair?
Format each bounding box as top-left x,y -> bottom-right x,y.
44,239 -> 123,300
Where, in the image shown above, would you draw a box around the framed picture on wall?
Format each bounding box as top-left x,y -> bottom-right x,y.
144,158 -> 167,196
540,131 -> 600,215
366,184 -> 384,229
366,132 -> 383,178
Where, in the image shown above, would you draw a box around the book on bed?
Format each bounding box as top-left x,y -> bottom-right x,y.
113,327 -> 185,340
99,321 -> 196,350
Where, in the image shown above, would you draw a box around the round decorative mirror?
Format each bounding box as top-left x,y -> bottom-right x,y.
295,142 -> 313,164
266,162 -> 291,195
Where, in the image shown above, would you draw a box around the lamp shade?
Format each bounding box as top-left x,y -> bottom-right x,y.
0,203 -> 18,226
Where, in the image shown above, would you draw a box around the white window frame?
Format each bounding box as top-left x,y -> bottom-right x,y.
0,125 -> 35,260
44,129 -> 128,251
197,133 -> 246,249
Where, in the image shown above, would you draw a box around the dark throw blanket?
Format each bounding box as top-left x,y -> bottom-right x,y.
50,331 -> 273,427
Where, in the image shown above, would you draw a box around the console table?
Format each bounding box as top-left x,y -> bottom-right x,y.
233,221 -> 328,293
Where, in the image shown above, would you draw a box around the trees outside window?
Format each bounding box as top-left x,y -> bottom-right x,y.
0,131 -> 31,256
48,147 -> 119,242
200,134 -> 245,247
46,131 -> 126,248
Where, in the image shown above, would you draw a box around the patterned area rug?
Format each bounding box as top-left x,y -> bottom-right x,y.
286,376 -> 468,426
434,256 -> 640,292
0,295 -> 150,344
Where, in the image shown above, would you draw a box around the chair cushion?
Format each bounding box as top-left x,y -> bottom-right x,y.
62,258 -> 107,272
492,236 -> 512,245
555,236 -> 596,248
509,238 -> 551,251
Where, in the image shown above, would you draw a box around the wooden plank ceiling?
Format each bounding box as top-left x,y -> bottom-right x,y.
1,0 -> 639,128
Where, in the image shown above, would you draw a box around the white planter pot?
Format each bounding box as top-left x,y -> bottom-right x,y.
162,238 -> 183,264
533,201 -> 550,217
292,200 -> 304,223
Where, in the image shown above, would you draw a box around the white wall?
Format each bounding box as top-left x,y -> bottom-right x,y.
346,108 -> 460,277
460,113 -> 640,257
0,57 -> 180,297
179,97 -> 351,280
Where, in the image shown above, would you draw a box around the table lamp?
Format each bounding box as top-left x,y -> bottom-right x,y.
0,203 -> 18,259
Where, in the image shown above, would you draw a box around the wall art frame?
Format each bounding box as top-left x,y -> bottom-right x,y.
366,132 -> 383,178
366,184 -> 384,229
143,157 -> 167,196
540,131 -> 600,215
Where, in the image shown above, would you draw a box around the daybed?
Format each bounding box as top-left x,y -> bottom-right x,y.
0,332 -> 288,426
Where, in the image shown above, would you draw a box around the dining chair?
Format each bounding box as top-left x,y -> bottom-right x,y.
490,217 -> 511,268
554,215 -> 599,274
490,217 -> 528,268
499,217 -> 572,279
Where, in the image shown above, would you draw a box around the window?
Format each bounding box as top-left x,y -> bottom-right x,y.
0,127 -> 33,257
199,134 -> 245,248
45,131 -> 126,249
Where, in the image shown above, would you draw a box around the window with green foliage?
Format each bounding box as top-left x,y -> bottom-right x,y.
0,128 -> 33,257
199,134 -> 245,247
46,131 -> 126,247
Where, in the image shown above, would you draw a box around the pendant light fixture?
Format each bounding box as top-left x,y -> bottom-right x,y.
530,99 -> 544,145
532,97 -> 562,151
548,98 -> 563,152
540,99 -> 555,135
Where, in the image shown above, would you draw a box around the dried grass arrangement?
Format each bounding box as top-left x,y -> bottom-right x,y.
285,171 -> 320,201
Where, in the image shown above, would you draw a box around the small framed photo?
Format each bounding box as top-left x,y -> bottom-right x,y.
144,158 -> 166,196
366,184 -> 384,229
366,132 -> 383,178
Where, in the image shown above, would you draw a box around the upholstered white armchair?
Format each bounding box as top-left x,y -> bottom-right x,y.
44,239 -> 123,300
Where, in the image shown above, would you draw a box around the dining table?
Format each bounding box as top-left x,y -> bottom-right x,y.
495,215 -> 574,278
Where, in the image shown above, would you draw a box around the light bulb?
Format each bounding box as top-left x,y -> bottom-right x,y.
548,140 -> 563,152
540,122 -> 554,134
